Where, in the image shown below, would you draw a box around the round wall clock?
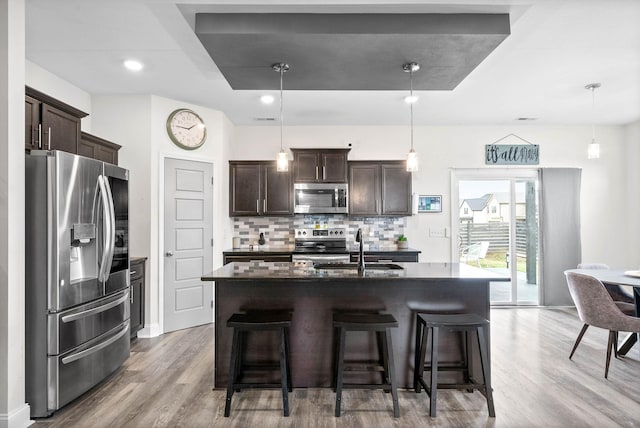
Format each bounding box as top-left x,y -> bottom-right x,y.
166,108 -> 207,150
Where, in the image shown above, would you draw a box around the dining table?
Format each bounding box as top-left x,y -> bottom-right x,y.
568,268 -> 640,355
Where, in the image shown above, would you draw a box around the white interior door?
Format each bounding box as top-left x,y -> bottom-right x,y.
164,158 -> 213,333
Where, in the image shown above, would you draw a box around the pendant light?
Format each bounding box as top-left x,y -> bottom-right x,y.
585,82 -> 601,160
403,62 -> 420,172
273,63 -> 290,171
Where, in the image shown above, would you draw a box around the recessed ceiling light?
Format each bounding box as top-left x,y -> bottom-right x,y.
516,117 -> 537,121
254,117 -> 276,121
260,95 -> 275,104
404,95 -> 419,104
123,59 -> 143,72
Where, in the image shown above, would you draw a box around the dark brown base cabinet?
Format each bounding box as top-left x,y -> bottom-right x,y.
223,254 -> 292,264
229,161 -> 293,216
349,161 -> 412,216
130,258 -> 146,339
291,148 -> 350,183
350,251 -> 420,263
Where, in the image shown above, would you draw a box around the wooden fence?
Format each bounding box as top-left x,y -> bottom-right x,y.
459,220 -> 537,256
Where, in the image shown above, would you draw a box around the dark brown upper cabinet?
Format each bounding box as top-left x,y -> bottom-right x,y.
292,148 -> 350,183
348,161 -> 412,216
78,132 -> 121,165
229,161 -> 293,216
25,86 -> 88,154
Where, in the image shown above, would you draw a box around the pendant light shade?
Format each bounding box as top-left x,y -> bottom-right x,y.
274,63 -> 290,171
403,62 -> 420,172
585,82 -> 601,160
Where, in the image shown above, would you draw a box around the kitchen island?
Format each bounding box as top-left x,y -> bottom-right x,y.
202,261 -> 507,389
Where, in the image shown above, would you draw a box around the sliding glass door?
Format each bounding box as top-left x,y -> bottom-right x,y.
453,170 -> 539,305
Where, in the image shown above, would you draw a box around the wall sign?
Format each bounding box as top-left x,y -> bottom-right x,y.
485,133 -> 539,165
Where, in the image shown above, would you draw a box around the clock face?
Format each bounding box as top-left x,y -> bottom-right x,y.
166,109 -> 207,150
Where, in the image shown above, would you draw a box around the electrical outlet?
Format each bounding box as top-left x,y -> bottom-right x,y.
429,227 -> 446,238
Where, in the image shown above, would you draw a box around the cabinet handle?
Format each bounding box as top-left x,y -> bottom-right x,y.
130,270 -> 137,275
130,285 -> 134,304
47,127 -> 51,150
322,166 -> 326,180
315,166 -> 319,180
378,259 -> 393,263
376,200 -> 379,213
256,199 -> 259,213
263,199 -> 266,212
38,124 -> 42,149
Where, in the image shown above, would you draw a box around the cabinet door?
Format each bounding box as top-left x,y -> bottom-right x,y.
263,163 -> 293,215
321,151 -> 348,182
349,163 -> 379,215
380,163 -> 412,215
41,104 -> 80,153
25,96 -> 40,151
130,277 -> 143,338
229,163 -> 262,216
293,151 -> 320,182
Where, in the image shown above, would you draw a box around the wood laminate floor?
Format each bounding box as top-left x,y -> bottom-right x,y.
34,308 -> 640,427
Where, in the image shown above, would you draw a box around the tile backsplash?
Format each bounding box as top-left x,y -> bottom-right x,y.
233,215 -> 406,247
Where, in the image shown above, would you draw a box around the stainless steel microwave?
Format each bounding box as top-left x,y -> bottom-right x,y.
294,183 -> 348,214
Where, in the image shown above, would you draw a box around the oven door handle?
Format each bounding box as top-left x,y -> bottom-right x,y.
61,321 -> 129,365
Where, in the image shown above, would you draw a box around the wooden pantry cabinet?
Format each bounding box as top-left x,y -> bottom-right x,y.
229,161 -> 293,216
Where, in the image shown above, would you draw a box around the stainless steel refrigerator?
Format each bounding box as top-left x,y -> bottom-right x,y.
25,150 -> 130,417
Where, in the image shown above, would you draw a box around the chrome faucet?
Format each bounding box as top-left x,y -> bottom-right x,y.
356,228 -> 365,274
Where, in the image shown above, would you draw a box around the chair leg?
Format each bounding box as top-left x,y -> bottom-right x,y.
335,327 -> 346,417
477,326 -> 496,417
613,331 -> 619,359
385,328 -> 400,418
284,327 -> 293,392
416,323 -> 429,394
569,324 -> 590,360
224,329 -> 241,417
279,328 -> 290,416
414,318 -> 423,392
429,326 -> 439,417
605,330 -> 616,379
379,331 -> 390,389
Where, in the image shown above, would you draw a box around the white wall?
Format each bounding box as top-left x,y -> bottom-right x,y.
92,95 -> 233,336
234,124 -> 633,267
624,120 -> 640,266
1,1 -> 30,426
25,60 -> 92,132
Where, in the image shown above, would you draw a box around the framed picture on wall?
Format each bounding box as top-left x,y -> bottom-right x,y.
418,195 -> 442,213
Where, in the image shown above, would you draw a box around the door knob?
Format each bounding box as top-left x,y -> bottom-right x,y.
166,251 -> 174,257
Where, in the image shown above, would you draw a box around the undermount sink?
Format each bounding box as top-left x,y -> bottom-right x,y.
313,262 -> 404,270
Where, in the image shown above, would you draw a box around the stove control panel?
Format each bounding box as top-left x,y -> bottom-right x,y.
294,228 -> 346,239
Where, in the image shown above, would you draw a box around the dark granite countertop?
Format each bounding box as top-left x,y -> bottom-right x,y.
203,261 -> 508,281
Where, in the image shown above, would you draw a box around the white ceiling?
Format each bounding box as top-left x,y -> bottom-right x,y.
25,0 -> 640,127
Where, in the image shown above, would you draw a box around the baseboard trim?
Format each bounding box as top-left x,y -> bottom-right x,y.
137,323 -> 161,338
0,403 -> 32,428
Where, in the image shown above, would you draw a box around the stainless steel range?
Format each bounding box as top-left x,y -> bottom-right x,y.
291,228 -> 350,263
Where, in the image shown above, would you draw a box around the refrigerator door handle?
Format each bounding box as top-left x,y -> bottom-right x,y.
97,176 -> 115,283
61,321 -> 129,365
60,292 -> 129,323
103,176 -> 116,279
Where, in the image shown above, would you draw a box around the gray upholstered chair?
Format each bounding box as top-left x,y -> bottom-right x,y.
577,263 -> 635,306
564,272 -> 640,378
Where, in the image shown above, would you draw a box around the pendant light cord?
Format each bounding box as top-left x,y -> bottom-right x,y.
590,85 -> 595,143
410,67 -> 414,151
279,64 -> 284,151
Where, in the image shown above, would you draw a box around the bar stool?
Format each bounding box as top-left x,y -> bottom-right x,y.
333,312 -> 400,418
224,311 -> 292,417
414,313 -> 495,418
